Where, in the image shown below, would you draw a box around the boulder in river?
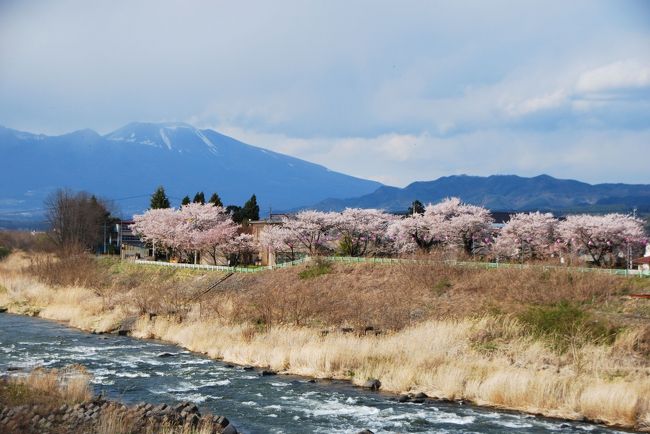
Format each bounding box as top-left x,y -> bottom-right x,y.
157,352 -> 175,358
363,379 -> 381,391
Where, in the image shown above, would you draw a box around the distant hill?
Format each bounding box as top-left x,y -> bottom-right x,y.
0,122 -> 381,222
310,174 -> 650,213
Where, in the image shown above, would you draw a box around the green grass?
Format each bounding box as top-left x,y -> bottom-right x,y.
298,259 -> 333,280
519,301 -> 619,352
431,278 -> 452,295
0,245 -> 11,261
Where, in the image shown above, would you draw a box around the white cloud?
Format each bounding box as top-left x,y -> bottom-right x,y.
505,90 -> 568,116
575,60 -> 650,95
212,125 -> 650,187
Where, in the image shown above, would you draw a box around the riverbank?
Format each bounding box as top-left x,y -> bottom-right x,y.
1,252 -> 649,431
0,366 -> 237,434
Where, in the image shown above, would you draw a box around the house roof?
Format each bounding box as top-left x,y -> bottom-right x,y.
633,256 -> 650,265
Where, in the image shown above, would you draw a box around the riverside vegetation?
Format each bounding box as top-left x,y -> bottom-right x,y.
0,365 -> 237,433
0,251 -> 649,431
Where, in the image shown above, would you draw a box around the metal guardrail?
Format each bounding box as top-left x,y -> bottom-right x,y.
132,256 -> 649,277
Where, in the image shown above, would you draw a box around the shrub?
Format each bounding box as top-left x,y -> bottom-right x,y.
0,230 -> 55,252
0,245 -> 10,261
26,254 -> 109,289
298,258 -> 332,279
519,301 -> 618,352
0,366 -> 92,407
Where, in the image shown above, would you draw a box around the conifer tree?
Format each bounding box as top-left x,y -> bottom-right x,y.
181,195 -> 191,206
407,199 -> 425,215
208,192 -> 223,207
150,186 -> 171,209
193,192 -> 205,204
242,194 -> 260,222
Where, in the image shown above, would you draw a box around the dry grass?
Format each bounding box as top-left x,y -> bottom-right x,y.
94,407 -> 217,434
1,252 -> 649,430
128,314 -> 649,429
0,365 -> 92,407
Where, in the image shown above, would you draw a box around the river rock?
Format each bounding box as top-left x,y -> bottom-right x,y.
117,315 -> 138,336
157,352 -> 175,358
259,369 -> 277,376
222,423 -> 239,434
363,379 -> 381,391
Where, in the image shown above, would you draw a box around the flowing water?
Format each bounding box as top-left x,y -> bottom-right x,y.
0,313 -> 628,434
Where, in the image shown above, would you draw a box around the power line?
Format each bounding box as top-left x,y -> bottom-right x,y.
0,193 -> 156,216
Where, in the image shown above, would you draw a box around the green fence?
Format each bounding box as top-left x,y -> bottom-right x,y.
132,256 -> 649,277
321,256 -> 650,277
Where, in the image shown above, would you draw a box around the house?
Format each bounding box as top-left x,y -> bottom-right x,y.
248,213 -> 287,266
633,243 -> 650,275
118,220 -> 150,260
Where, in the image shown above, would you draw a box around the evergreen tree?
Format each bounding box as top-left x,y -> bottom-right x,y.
226,205 -> 243,223
181,195 -> 191,206
208,192 -> 223,207
193,192 -> 205,204
242,194 -> 260,222
407,199 -> 425,215
149,186 -> 171,209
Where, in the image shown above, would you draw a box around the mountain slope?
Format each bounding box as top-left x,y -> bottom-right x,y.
0,122 -> 381,219
310,174 -> 650,213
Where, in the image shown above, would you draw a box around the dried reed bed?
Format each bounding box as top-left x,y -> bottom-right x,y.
1,252 -> 649,430
0,365 -> 92,407
130,314 -> 649,429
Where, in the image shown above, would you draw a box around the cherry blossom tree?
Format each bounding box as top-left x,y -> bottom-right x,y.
558,213 -> 646,267
198,221 -> 239,265
332,208 -> 397,256
259,224 -> 299,261
132,203 -> 239,264
131,208 -> 182,257
222,233 -> 257,266
387,211 -> 445,253
494,212 -> 558,261
176,203 -> 238,264
280,210 -> 338,255
388,198 -> 492,255
434,198 -> 493,254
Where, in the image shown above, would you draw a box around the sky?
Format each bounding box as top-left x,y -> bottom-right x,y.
0,0 -> 649,187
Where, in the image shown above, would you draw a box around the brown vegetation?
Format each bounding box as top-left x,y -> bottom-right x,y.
1,251 -> 649,430
0,366 -> 234,434
0,365 -> 92,408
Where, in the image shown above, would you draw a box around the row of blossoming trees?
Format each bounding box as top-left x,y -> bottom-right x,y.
260,198 -> 646,267
131,198 -> 647,267
131,203 -> 256,265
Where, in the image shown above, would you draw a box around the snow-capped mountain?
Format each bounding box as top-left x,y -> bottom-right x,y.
0,122 -> 381,221
105,122 -> 220,155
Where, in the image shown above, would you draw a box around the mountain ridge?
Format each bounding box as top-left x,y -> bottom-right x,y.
309,173 -> 650,213
0,122 -> 382,220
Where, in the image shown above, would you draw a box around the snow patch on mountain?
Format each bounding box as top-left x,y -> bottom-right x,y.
159,128 -> 172,150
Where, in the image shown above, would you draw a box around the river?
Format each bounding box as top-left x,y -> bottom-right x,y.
0,313 -> 628,434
